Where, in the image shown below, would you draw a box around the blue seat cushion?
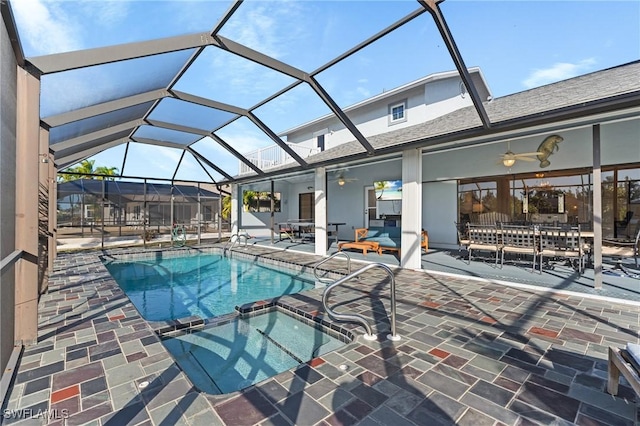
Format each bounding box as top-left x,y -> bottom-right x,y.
362,236 -> 400,248
361,227 -> 401,248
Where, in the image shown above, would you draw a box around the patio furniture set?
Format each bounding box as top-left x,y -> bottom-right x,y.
460,222 -> 591,273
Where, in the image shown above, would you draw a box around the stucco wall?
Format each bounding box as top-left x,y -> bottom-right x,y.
284,76 -> 476,152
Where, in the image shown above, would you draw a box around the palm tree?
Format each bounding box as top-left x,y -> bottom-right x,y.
221,195 -> 231,220
94,165 -> 119,180
58,159 -> 119,181
57,160 -> 119,225
59,159 -> 95,182
375,180 -> 388,199
243,190 -> 257,212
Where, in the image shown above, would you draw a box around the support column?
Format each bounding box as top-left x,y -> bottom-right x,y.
38,127 -> 50,294
100,179 -> 105,249
15,68 -> 40,346
143,179 -> 147,249
230,184 -> 239,236
48,153 -> 57,271
401,148 -> 422,269
197,188 -> 202,245
497,177 -> 511,215
592,124 -> 603,290
315,167 -> 327,256
270,181 -> 275,244
218,191 -> 222,242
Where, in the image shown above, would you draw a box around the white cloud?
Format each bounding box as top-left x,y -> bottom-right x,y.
11,0 -> 82,55
523,58 -> 597,88
200,1 -> 308,100
78,0 -> 129,28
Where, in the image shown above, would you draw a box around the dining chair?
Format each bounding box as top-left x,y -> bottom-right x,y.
466,223 -> 501,267
500,223 -> 537,272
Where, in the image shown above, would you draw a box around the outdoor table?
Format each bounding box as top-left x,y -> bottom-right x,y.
328,222 -> 346,246
277,220 -> 315,242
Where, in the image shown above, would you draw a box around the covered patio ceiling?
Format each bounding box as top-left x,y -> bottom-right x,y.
4,0 -> 639,186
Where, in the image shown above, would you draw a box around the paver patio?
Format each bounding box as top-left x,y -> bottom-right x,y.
2,243 -> 639,425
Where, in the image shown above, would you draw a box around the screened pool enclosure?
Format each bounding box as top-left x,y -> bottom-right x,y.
57,178 -> 226,242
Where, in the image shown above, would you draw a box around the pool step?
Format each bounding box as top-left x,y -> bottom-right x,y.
255,328 -> 304,364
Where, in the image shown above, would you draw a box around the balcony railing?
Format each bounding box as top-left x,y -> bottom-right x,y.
238,143 -> 320,175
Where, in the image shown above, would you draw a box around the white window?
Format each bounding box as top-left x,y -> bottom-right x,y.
388,100 -> 407,125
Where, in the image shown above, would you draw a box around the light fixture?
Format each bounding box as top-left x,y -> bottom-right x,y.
535,173 -> 545,178
338,178 -> 345,186
502,153 -> 516,168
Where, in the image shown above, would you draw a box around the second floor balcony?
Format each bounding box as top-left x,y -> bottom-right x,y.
239,143 -> 320,175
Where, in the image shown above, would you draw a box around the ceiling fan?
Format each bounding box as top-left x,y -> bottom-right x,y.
499,141 -> 542,167
331,170 -> 358,186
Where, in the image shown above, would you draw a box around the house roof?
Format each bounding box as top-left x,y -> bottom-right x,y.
58,179 -> 219,203
239,60 -> 640,182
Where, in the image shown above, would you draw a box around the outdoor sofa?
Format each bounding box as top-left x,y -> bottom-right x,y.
353,226 -> 428,256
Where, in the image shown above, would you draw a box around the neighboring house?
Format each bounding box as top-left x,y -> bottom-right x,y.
239,69 -> 491,174
57,180 -> 221,227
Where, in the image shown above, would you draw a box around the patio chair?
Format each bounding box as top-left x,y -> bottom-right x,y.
608,345 -> 640,398
615,211 -> 634,238
500,223 -> 537,272
538,225 -> 587,274
454,221 -> 470,255
466,223 -> 502,267
602,225 -> 640,268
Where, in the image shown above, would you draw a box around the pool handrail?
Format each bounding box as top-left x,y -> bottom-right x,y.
313,251 -> 352,284
322,262 -> 400,342
223,232 -> 250,256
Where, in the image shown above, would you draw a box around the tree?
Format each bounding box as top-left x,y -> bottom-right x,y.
222,195 -> 231,220
94,165 -> 119,180
58,159 -> 119,182
375,180 -> 388,199
243,190 -> 257,212
57,160 -> 119,226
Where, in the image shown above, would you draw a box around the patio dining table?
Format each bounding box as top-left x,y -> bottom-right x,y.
277,220 -> 315,242
278,221 -> 347,244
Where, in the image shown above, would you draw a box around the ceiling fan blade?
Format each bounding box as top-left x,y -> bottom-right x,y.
516,152 -> 544,157
515,156 -> 536,162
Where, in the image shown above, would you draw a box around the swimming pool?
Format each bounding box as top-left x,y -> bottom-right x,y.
104,253 -> 316,321
162,309 -> 349,394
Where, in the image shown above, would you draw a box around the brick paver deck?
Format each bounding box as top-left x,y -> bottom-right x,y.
2,244 -> 639,425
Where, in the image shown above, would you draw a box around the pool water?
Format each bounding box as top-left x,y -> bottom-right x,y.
162,310 -> 347,394
104,253 -> 315,321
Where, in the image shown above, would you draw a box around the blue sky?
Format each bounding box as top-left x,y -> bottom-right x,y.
11,0 -> 640,183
